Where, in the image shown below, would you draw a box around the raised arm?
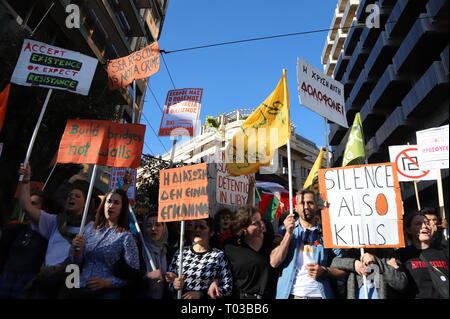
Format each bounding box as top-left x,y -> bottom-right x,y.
270,214 -> 295,268
18,163 -> 41,224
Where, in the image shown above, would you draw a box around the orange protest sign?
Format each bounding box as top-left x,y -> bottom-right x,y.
318,163 -> 405,249
57,119 -> 145,169
107,42 -> 160,90
158,163 -> 209,222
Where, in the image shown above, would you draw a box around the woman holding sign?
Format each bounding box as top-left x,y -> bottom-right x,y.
396,212 -> 449,299
68,189 -> 139,298
166,218 -> 233,299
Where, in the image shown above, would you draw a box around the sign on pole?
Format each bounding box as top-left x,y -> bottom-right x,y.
297,57 -> 348,128
388,145 -> 437,182
57,119 -> 146,169
216,152 -> 254,206
158,88 -> 203,136
416,125 -> 449,170
318,163 -> 405,248
158,163 -> 209,222
11,39 -> 98,95
107,42 -> 160,90
109,167 -> 137,206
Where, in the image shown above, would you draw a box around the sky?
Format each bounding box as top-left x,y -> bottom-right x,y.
140,0 -> 339,156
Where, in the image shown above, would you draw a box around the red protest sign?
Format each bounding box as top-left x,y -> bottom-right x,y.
57,120 -> 145,169
158,163 -> 209,222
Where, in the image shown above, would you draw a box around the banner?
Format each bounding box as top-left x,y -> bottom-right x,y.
158,163 -> 208,222
342,113 -> 365,167
216,152 -> 253,206
107,42 -> 160,90
109,167 -> 137,206
416,125 -> 449,170
158,88 -> 203,136
388,145 -> 437,182
10,39 -> 98,95
318,163 -> 405,248
297,57 -> 348,128
57,119 -> 146,169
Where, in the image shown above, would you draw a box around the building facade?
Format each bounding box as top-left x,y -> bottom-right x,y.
322,0 -> 448,213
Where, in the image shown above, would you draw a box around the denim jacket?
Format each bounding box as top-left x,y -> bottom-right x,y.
275,221 -> 344,299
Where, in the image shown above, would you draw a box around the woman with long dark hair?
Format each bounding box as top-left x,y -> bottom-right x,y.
69,189 -> 139,298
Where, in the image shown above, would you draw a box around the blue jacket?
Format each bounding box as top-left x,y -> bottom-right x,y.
275,222 -> 344,299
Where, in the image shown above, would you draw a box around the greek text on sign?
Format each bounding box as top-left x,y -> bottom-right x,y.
216,152 -> 253,206
158,88 -> 203,136
416,125 -> 449,170
107,42 -> 160,90
158,163 -> 209,222
388,145 -> 437,182
297,57 -> 348,128
57,119 -> 146,169
10,39 -> 98,95
318,163 -> 405,249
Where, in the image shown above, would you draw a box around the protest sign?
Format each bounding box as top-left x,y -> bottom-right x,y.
11,39 -> 98,95
57,119 -> 145,169
297,57 -> 348,128
107,42 -> 160,90
109,167 -> 137,206
388,145 -> 437,182
158,163 -> 208,222
216,152 -> 253,206
416,125 -> 449,170
158,88 -> 203,136
318,163 -> 405,248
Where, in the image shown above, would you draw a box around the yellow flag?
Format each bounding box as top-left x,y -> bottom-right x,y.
342,112 -> 366,166
226,70 -> 290,176
303,147 -> 324,193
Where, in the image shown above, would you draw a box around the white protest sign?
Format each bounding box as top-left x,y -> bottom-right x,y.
388,145 -> 437,182
216,152 -> 253,206
319,163 -> 405,248
158,88 -> 203,136
416,125 -> 449,170
297,57 -> 348,128
11,39 -> 98,95
109,167 -> 137,206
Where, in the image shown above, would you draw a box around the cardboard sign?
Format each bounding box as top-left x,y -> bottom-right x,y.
216,152 -> 253,206
416,125 -> 449,170
57,119 -> 145,169
158,88 -> 203,136
109,167 -> 137,206
297,57 -> 348,128
10,39 -> 98,95
107,42 -> 160,90
388,145 -> 437,182
319,163 -> 405,248
158,163 -> 208,222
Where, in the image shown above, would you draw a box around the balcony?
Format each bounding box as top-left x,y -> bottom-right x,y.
375,106 -> 415,148
334,54 -> 351,81
331,28 -> 348,60
321,35 -> 333,65
340,0 -> 359,32
346,40 -> 370,80
328,7 -> 344,41
342,72 -> 355,99
114,0 -> 146,37
366,135 -> 383,162
402,61 -> 449,119
325,55 -> 337,77
370,64 -> 410,112
348,67 -> 375,107
385,0 -> 428,39
356,0 -> 376,23
343,20 -> 363,57
393,13 -> 448,75
426,0 -> 448,19
364,30 -> 400,77
329,122 -> 347,146
360,99 -> 388,139
440,45 -> 449,76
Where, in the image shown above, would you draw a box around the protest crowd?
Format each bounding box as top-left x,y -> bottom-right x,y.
0,161 -> 447,300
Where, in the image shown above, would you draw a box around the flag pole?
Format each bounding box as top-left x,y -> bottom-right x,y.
129,205 -> 157,271
287,138 -> 294,216
323,117 -> 330,168
436,168 -> 448,240
19,88 -> 53,181
360,157 -> 370,299
78,164 -> 98,235
42,162 -> 57,190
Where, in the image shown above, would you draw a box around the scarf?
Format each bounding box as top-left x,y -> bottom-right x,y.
57,212 -> 83,243
142,217 -> 169,273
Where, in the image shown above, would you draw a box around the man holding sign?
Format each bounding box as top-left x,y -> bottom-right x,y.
271,190 -> 347,299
